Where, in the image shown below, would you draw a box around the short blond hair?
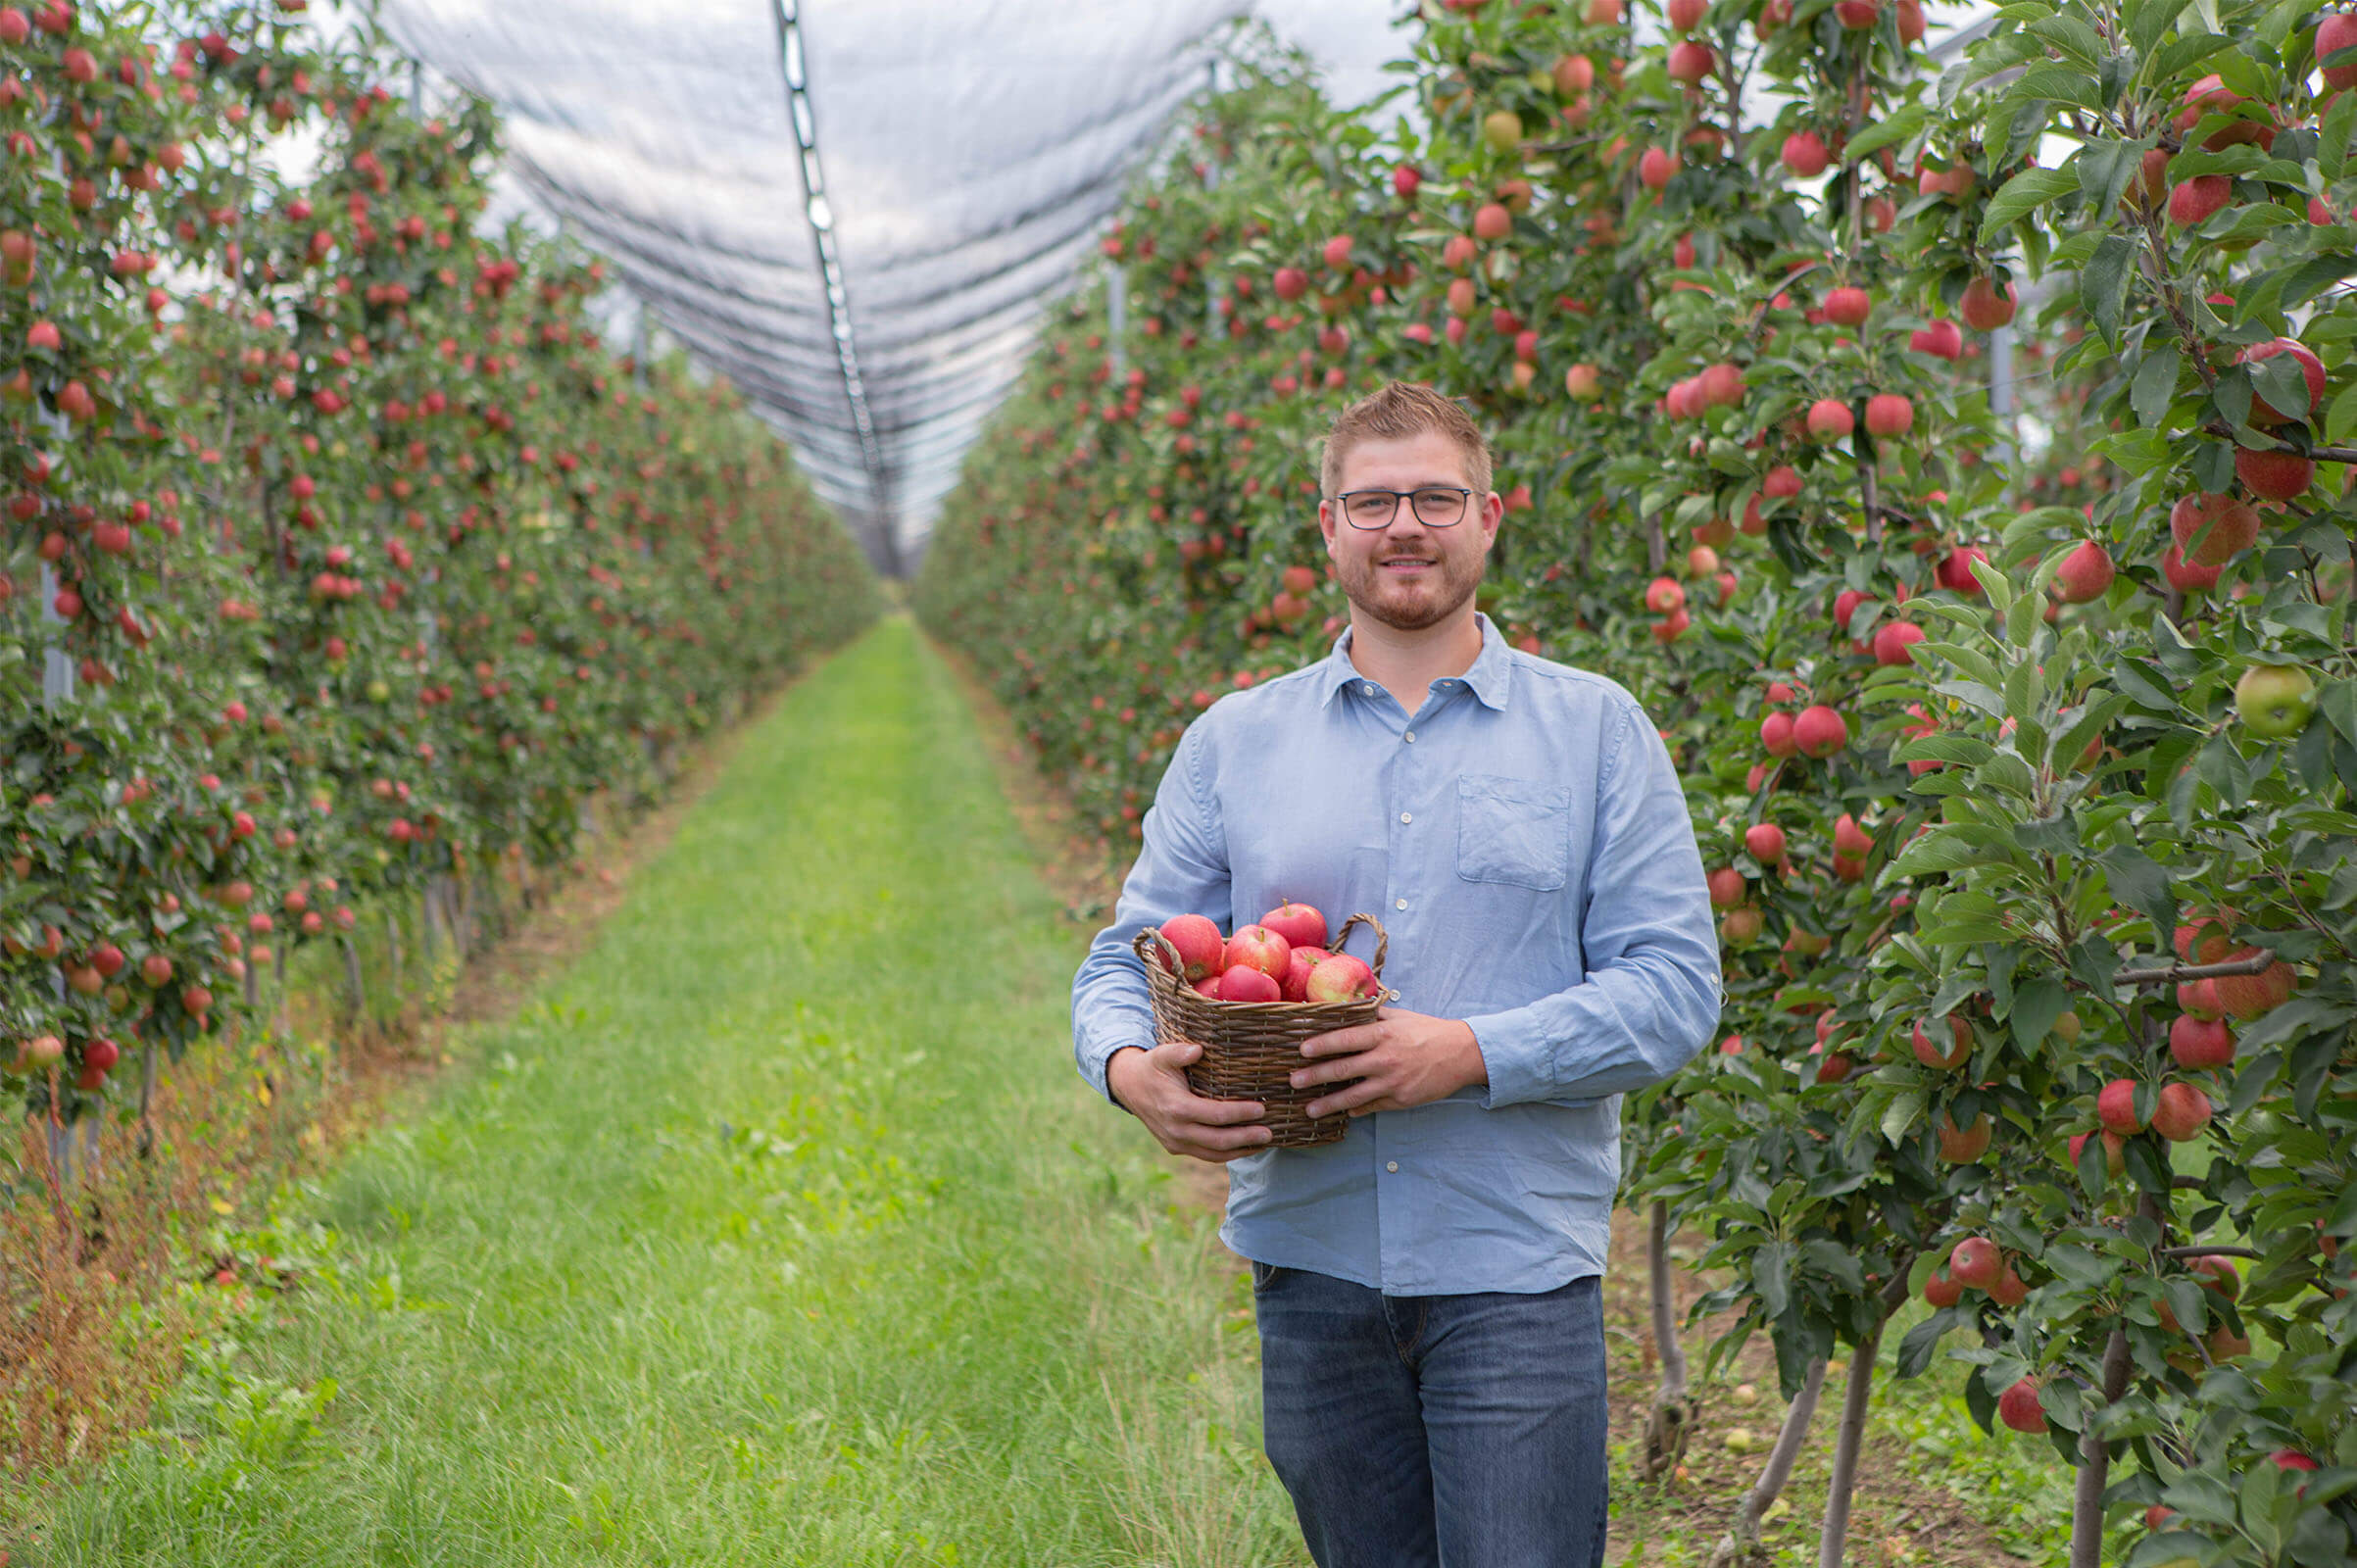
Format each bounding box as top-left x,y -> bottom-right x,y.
1319,380 -> 1493,497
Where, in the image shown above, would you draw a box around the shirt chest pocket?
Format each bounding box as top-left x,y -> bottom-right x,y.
1455,774 -> 1573,891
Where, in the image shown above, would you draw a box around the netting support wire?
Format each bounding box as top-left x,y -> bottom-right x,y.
768,0 -> 903,576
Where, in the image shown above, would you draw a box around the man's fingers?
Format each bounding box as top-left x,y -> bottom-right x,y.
1300,1023 -> 1377,1058
1306,1075 -> 1388,1120
1183,1095 -> 1268,1125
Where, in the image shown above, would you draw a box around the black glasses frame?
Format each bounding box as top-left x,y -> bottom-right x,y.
1328,486 -> 1476,530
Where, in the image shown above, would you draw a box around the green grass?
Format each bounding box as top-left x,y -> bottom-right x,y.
12,616 -> 1302,1567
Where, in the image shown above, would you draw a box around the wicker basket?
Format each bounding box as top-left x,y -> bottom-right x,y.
1130,913 -> 1393,1149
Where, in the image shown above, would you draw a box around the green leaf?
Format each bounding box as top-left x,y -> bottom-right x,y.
2326,83 -> 2357,181
2131,345 -> 2181,427
2149,29 -> 2236,83
2097,843 -> 2177,937
1981,165 -> 2083,243
1846,105 -> 1927,163
2325,378 -> 2357,445
2012,976 -> 2070,1051
1933,678 -> 2011,719
1755,1239 -> 1794,1318
2251,354 -> 2313,423
1896,1309 -> 1958,1378
2083,235 -> 2135,346
1882,1088 -> 1926,1146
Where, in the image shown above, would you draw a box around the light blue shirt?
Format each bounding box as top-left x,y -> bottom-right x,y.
1070,614 -> 1721,1296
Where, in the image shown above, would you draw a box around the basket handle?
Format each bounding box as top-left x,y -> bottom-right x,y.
1330,912 -> 1389,977
1133,925 -> 1185,981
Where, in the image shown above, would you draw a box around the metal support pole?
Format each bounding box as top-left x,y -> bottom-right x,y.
1106,267 -> 1127,378
1989,321 -> 2017,470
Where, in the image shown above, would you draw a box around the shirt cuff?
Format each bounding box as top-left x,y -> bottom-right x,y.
1088,1039 -> 1157,1111
1462,1007 -> 1554,1109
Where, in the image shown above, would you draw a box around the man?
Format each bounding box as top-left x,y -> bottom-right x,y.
1069,380 -> 1720,1567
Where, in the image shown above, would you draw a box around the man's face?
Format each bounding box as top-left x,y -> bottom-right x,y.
1319,429 -> 1502,634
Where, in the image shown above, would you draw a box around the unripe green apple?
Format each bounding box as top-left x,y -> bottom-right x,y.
2234,662 -> 2317,739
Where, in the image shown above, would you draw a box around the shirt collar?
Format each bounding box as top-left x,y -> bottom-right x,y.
1317,612 -> 1514,711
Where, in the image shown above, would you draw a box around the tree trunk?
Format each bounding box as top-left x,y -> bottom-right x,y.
135,1042 -> 159,1160
1641,1200 -> 1696,1482
1711,1357 -> 1829,1567
1818,1321 -> 1883,1568
2069,1327 -> 2132,1567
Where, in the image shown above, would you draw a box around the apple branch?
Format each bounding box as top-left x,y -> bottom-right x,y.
2158,1244 -> 2263,1259
2109,949 -> 2279,985
2067,1325 -> 2134,1568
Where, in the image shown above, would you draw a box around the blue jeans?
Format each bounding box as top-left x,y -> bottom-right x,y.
1251,1262 -> 1609,1568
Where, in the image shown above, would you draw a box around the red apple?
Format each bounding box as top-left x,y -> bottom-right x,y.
1910,318 -> 1964,360
2169,174 -> 2233,225
2234,448 -> 2314,501
1913,1015 -> 1972,1069
1938,545 -> 1990,595
2240,338 -> 2326,425
1924,1267 -> 1963,1307
1760,711 -> 1797,758
1305,953 -> 1379,1004
2321,11 -> 2357,88
2070,1129 -> 2129,1176
1824,286 -> 1871,325
1223,924 -> 1292,981
1949,1236 -> 2002,1290
1708,867 -> 1747,906
1744,822 -> 1788,864
2098,1078 -> 2147,1136
1157,913 -> 1226,981
1782,130 -> 1831,177
1259,903 -> 1329,953
2170,492 -> 2260,565
1874,620 -> 1926,666
1282,946 -> 1332,1003
1959,275 -> 2018,330
1220,964 -> 1283,1004
1864,393 -> 1914,437
1998,1377 -> 2047,1433
1805,399 -> 1854,440
2169,1014 -> 2234,1070
2152,1081 -> 2212,1141
2053,540 -> 2115,603
1792,705 -> 1847,758
1834,814 -> 1873,858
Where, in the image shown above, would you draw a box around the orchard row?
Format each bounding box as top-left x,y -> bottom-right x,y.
916,4 -> 2356,1564
3,6 -> 876,1122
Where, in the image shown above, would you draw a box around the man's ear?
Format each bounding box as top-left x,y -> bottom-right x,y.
1318,498 -> 1338,553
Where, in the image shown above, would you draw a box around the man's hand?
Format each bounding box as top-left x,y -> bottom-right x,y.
1107,1040 -> 1275,1163
1293,1006 -> 1488,1118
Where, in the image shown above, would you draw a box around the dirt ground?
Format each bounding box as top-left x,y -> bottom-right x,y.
939,636 -> 2038,1568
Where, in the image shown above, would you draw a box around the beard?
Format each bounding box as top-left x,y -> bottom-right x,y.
1334,544 -> 1485,632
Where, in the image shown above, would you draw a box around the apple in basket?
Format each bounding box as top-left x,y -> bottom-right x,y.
1282,946 -> 1333,1001
1224,924 -> 1293,980
1306,954 -> 1381,1004
1158,912 -> 1226,981
1259,901 -> 1330,952
1220,965 -> 1285,1004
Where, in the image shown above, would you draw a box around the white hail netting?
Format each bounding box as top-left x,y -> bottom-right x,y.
370,0 -> 1409,568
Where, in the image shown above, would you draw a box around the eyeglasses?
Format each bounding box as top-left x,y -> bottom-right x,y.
1329,486 -> 1474,530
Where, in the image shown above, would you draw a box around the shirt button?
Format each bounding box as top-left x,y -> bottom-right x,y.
1403,730 -> 1416,744
1399,811 -> 1412,824
1395,898 -> 1407,910
1386,1160 -> 1399,1173
1363,683 -> 1377,696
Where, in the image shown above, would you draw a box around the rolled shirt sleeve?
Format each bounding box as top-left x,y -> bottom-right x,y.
1463,700 -> 1722,1108
1070,717 -> 1233,1104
